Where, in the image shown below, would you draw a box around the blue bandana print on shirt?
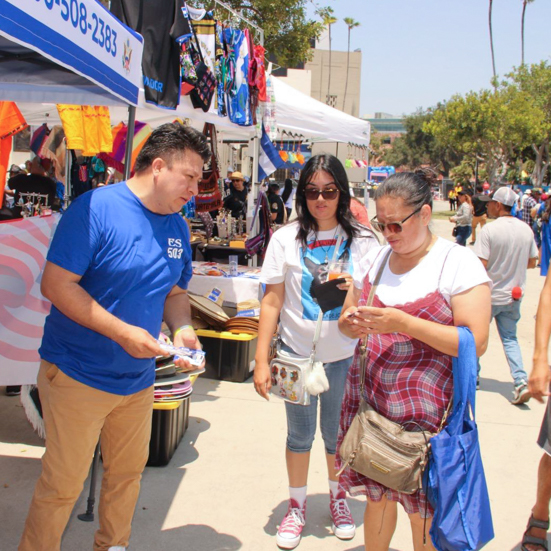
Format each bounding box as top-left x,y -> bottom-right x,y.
300,237 -> 352,321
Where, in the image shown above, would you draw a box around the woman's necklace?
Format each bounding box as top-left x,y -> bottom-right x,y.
316,225 -> 340,264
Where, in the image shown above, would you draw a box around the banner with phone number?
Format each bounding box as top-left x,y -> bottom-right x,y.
0,0 -> 143,106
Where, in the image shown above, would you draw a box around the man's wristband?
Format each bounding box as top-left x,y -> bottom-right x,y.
173,325 -> 195,338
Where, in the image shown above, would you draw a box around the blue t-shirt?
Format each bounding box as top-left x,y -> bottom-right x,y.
39,182 -> 192,395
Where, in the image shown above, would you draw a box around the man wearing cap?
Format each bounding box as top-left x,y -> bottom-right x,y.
474,187 -> 538,405
224,166 -> 235,192
19,123 -> 209,551
223,171 -> 248,219
522,188 -> 541,227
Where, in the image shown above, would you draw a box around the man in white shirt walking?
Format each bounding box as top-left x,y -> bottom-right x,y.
474,187 -> 538,405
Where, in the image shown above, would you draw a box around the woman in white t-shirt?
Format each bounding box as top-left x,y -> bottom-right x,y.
254,154 -> 379,549
337,172 -> 491,551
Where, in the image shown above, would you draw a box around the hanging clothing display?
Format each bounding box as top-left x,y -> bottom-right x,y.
186,5 -> 220,114
223,27 -> 252,126
99,121 -> 152,175
30,124 -> 51,157
56,105 -> 113,156
110,0 -> 191,109
41,126 -> 67,184
107,1 -> 264,123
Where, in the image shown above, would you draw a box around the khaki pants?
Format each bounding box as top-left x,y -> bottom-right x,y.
471,214 -> 487,243
19,361 -> 153,551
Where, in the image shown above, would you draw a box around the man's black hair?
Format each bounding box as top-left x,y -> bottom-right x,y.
134,123 -> 210,173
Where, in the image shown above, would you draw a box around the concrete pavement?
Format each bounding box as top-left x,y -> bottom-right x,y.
0,200 -> 548,550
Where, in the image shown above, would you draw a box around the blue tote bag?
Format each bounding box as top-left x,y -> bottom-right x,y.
425,327 -> 494,551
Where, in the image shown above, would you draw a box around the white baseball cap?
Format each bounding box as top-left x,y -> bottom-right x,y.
491,187 -> 518,207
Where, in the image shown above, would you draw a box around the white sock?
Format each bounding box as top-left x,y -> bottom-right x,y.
329,479 -> 340,498
289,485 -> 307,508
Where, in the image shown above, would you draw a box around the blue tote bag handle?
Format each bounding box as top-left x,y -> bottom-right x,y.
446,327 -> 477,435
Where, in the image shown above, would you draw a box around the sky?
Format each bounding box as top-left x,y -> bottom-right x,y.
307,0 -> 551,118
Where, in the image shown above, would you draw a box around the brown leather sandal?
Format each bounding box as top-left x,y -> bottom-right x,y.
521,514 -> 550,551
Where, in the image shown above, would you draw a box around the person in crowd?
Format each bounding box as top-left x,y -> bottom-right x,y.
474,187 -> 538,404
449,190 -> 473,246
538,195 -> 551,277
7,157 -> 58,217
223,171 -> 248,219
18,123 -> 209,551
532,192 -> 548,264
350,196 -> 370,227
522,188 -> 541,228
267,182 -> 286,225
281,178 -> 296,220
470,184 -> 489,245
254,154 -> 379,549
0,164 -> 20,222
337,171 -> 491,551
448,188 -> 456,211
223,166 -> 235,192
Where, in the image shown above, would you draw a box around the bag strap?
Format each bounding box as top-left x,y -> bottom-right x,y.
359,248 -> 392,394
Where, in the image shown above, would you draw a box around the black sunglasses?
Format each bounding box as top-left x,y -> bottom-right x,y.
304,187 -> 339,201
370,205 -> 423,233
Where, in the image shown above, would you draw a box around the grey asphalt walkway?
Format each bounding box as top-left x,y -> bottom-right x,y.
0,200 -> 547,550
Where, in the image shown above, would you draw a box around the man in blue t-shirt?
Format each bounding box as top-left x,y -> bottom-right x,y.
20,124 -> 210,551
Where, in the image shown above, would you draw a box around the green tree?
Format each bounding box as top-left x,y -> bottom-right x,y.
184,0 -> 326,67
383,109 -> 462,176
343,17 -> 360,112
504,61 -> 551,185
521,0 -> 535,65
426,87 -> 540,184
317,6 -> 338,103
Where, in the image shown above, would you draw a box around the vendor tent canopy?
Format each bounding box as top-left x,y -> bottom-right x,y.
16,77 -> 370,145
0,0 -> 143,106
271,77 -> 370,146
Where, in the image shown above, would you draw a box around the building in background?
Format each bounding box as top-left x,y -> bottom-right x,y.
365,112 -> 406,144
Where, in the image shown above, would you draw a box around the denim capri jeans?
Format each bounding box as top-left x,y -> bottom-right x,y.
281,342 -> 353,455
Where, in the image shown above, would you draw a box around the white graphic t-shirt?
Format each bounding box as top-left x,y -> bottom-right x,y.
260,222 -> 380,362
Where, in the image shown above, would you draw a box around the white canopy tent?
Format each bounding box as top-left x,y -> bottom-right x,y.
14,77 -> 370,145
271,77 -> 370,146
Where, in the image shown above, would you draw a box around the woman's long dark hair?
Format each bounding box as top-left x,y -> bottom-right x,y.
295,154 -> 362,247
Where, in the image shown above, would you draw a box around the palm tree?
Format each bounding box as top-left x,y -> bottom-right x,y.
521,0 -> 535,65
321,7 -> 338,104
343,17 -> 360,113
489,0 -> 497,87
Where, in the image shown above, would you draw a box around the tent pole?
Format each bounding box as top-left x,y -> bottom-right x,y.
64,139 -> 71,206
123,106 -> 136,180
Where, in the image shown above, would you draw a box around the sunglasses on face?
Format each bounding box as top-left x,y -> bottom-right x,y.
370,205 -> 423,233
303,187 -> 339,201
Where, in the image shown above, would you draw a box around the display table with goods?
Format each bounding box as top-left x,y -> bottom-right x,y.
187,274 -> 262,383
188,261 -> 263,307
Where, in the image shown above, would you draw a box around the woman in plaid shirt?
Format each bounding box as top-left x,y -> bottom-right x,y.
337,172 -> 492,551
